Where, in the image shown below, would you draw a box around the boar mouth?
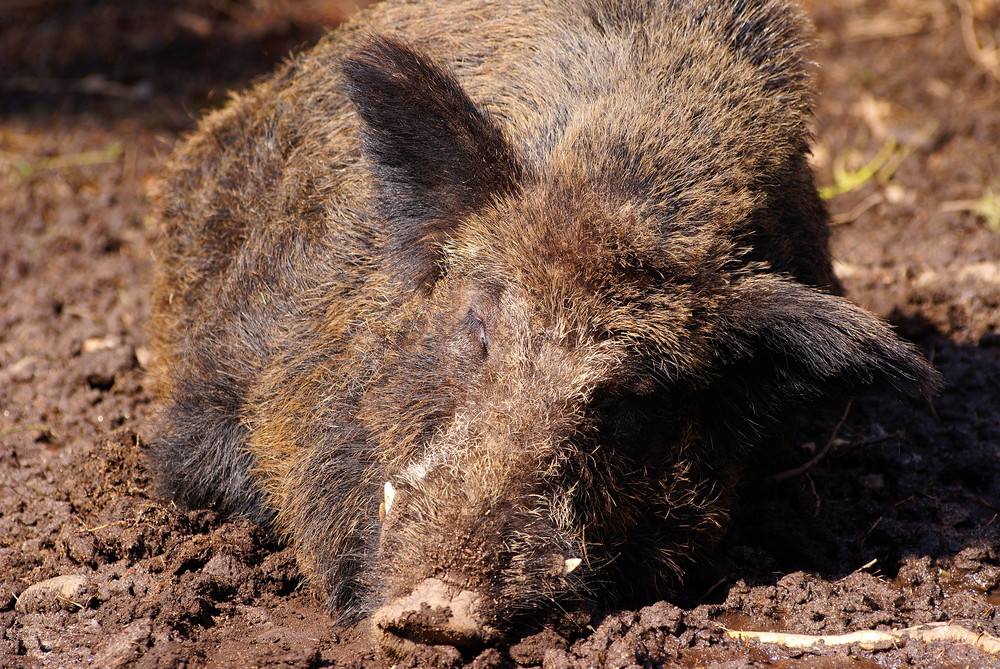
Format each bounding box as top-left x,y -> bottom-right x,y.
371,576 -> 500,657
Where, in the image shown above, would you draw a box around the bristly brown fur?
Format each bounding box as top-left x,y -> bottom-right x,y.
146,0 -> 941,649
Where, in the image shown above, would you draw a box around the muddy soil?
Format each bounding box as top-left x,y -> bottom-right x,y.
2,1 -> 999,667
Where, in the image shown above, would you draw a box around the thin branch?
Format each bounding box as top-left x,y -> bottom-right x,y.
769,400 -> 852,483
726,621 -> 1000,655
958,0 -> 1000,84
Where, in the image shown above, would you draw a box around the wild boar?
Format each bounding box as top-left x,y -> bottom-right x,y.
147,0 -> 940,656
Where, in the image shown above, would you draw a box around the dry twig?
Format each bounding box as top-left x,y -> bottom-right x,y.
769,400 -> 852,483
957,0 -> 1000,84
726,621 -> 1000,655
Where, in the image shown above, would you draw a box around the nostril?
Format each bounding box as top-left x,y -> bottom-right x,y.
372,577 -> 497,656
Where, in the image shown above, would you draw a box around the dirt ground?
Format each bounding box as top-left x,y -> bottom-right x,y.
2,0 -> 999,666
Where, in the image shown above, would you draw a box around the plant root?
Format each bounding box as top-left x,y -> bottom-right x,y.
725,621 -> 1000,655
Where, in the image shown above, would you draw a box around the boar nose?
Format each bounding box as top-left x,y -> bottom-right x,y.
372,576 -> 498,655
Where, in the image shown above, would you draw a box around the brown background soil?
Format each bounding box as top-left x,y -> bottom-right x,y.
2,1 -> 999,667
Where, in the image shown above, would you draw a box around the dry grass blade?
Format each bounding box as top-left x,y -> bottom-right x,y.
958,0 -> 1000,84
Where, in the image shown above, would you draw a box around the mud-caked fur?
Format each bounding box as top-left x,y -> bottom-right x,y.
148,0 -> 940,648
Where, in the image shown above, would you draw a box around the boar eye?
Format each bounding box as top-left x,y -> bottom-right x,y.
465,309 -> 489,356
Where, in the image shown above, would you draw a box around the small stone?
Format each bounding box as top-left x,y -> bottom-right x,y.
858,473 -> 885,492
135,346 -> 154,369
82,335 -> 121,354
16,574 -> 94,613
6,355 -> 39,382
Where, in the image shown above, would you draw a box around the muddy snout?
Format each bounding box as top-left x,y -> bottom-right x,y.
372,577 -> 499,656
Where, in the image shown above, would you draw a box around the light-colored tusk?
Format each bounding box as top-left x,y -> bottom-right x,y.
564,557 -> 582,574
378,501 -> 386,522
383,481 -> 396,515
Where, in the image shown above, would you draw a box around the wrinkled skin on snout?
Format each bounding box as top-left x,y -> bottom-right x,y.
147,0 -> 942,659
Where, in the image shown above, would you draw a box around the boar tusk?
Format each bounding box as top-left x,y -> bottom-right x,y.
383,481 -> 396,516
564,557 -> 582,574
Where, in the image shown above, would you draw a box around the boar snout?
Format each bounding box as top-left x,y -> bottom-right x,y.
372,464 -> 587,652
372,576 -> 497,656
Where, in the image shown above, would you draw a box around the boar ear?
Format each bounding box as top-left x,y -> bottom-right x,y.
706,275 -> 941,442
341,36 -> 523,290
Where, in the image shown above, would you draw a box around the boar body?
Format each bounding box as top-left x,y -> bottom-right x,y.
149,0 -> 939,655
